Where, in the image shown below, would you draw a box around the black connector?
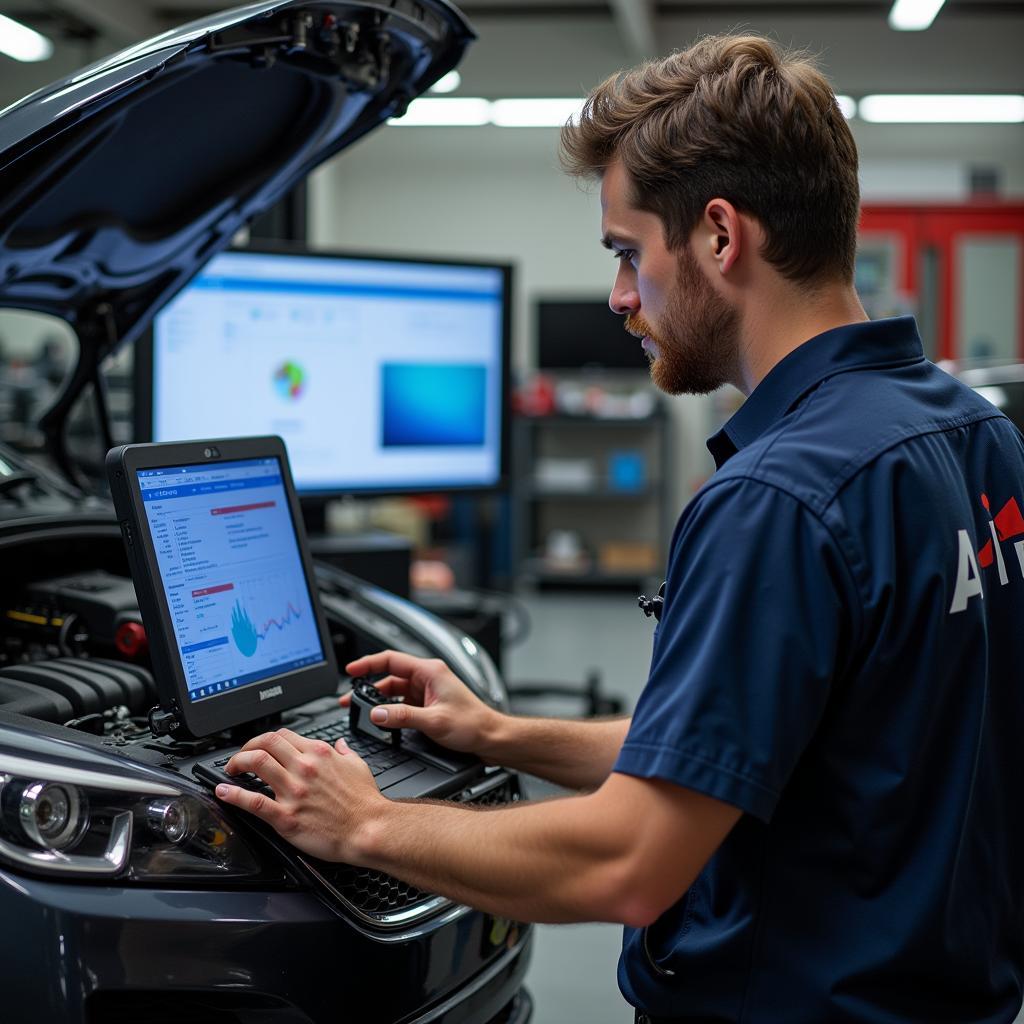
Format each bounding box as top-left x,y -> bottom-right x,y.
349,675 -> 403,749
147,705 -> 180,738
637,581 -> 666,622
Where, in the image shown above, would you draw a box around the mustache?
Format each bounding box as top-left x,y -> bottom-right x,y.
624,314 -> 653,339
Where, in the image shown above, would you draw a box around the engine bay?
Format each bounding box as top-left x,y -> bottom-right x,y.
0,523 -> 520,929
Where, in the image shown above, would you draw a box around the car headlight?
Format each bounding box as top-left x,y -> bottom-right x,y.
18,781 -> 85,850
0,754 -> 261,880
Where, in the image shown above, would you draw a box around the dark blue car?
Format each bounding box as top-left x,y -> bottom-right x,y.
0,4 -> 532,1021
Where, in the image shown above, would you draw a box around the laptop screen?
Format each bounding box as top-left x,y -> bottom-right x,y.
136,456 -> 326,704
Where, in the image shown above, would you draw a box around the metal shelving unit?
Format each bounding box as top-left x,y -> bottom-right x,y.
512,406 -> 671,589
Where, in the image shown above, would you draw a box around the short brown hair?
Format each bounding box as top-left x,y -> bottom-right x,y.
561,35 -> 860,285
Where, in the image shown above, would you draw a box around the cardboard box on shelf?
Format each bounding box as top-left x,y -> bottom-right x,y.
598,541 -> 658,574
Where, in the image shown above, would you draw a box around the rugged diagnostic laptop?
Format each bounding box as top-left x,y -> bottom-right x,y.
106,435 -> 480,800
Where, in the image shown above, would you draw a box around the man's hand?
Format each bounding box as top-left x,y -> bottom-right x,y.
215,728 -> 386,863
342,651 -> 501,757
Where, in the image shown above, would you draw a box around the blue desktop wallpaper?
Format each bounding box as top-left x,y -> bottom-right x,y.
381,363 -> 487,447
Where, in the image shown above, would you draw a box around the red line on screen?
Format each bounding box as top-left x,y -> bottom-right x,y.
259,602 -> 303,637
210,501 -> 276,516
191,583 -> 235,598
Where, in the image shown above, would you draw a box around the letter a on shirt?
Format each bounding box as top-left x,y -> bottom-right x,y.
949,528 -> 984,614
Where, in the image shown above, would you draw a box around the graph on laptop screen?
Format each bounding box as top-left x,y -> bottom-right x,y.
142,249 -> 510,495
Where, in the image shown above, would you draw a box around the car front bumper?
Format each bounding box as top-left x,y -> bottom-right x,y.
0,871 -> 532,1024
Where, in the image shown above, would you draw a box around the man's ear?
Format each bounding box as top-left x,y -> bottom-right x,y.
703,199 -> 742,275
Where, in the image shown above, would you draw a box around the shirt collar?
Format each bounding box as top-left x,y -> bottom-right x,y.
706,316 -> 925,469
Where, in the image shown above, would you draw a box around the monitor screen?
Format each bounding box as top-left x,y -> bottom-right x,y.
536,299 -> 648,370
136,456 -> 325,704
141,248 -> 511,494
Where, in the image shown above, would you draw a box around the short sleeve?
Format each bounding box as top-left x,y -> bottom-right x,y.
614,477 -> 860,822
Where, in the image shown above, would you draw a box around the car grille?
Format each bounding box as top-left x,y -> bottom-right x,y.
331,864 -> 432,918
302,771 -> 520,928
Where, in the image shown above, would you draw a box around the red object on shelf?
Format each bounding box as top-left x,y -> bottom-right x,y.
514,375 -> 556,416
409,495 -> 451,520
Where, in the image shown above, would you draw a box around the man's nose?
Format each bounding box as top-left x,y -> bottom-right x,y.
608,265 -> 639,316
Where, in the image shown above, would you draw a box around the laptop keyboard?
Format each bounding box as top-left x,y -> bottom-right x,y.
202,715 -> 416,796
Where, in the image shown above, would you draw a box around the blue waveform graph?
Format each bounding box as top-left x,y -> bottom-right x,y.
230,598 -> 303,658
231,600 -> 259,657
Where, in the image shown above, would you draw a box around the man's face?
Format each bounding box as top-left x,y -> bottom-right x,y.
599,160 -> 739,395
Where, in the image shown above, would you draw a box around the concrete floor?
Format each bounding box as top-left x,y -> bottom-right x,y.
502,588 -> 1024,1024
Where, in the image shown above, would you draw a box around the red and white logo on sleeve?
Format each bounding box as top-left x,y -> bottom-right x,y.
949,493 -> 1024,614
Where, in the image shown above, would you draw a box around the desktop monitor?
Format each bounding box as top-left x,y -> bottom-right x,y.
536,299 -> 648,371
135,247 -> 511,496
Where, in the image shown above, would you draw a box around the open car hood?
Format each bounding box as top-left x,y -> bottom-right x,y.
0,0 -> 472,336
0,0 -> 473,482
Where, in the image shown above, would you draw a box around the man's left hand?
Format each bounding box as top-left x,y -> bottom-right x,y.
215,728 -> 385,863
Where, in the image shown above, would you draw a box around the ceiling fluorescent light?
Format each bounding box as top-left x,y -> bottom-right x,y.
888,0 -> 946,30
490,99 -> 585,128
0,14 -> 53,62
429,70 -> 461,95
836,95 -> 856,119
388,97 -> 491,126
859,94 -> 1024,123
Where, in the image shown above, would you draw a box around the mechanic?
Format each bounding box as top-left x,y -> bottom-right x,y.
216,34 -> 1024,1023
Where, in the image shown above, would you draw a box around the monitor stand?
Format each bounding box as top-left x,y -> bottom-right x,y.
301,500 -> 328,536
307,529 -> 413,598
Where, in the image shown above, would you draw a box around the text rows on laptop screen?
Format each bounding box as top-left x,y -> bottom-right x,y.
136,457 -> 325,702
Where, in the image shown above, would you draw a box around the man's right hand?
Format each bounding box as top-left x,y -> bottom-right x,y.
341,650 -> 501,757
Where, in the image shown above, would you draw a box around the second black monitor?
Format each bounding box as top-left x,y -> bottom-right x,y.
536,299 -> 648,371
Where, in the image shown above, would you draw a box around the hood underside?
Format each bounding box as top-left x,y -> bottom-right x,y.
0,1 -> 473,351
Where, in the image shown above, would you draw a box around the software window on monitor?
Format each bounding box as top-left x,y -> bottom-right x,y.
146,249 -> 510,495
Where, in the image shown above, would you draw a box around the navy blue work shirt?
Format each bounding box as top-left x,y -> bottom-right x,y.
616,317 -> 1024,1023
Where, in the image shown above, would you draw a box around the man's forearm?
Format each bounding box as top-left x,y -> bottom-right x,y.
479,713 -> 630,790
354,789 -> 637,925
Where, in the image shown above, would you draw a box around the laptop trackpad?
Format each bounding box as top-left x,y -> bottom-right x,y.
377,762 -> 425,793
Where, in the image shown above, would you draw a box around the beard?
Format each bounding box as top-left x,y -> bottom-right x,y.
624,246 -> 740,396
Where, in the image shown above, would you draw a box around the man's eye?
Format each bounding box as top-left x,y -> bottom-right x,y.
613,249 -> 637,264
